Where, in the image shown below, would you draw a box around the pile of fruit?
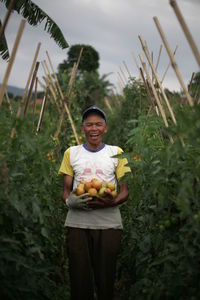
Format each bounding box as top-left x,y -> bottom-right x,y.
76,178 -> 117,198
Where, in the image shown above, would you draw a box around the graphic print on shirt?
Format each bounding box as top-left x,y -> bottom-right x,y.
80,160 -> 107,182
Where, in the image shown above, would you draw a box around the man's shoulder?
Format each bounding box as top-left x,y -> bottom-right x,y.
105,144 -> 123,155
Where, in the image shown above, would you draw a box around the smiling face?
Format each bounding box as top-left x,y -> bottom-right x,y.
81,113 -> 107,150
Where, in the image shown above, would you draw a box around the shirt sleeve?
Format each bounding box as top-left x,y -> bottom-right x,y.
58,148 -> 74,176
115,147 -> 131,180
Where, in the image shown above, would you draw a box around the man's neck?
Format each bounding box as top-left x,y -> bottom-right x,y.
84,142 -> 104,152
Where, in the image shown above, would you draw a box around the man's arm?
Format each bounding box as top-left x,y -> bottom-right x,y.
62,174 -> 73,203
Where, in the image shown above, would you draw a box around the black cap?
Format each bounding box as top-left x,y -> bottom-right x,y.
82,105 -> 106,122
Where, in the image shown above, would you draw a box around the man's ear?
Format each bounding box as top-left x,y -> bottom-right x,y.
104,124 -> 108,133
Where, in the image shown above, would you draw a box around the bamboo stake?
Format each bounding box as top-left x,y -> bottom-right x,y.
24,61 -> 40,117
139,55 -> 168,126
33,77 -> 38,116
153,16 -> 193,106
36,89 -> 48,132
155,45 -> 163,72
54,48 -> 83,142
119,66 -> 128,84
41,61 -> 57,101
139,35 -> 177,125
117,72 -> 126,87
188,72 -> 195,92
117,79 -> 124,95
132,52 -> 143,81
0,0 -> 15,42
5,90 -> 13,114
139,67 -> 155,108
46,50 -> 63,106
161,45 -> 178,84
42,75 -> 61,113
139,53 -> 174,144
111,88 -> 121,107
123,60 -> 132,78
104,96 -> 113,113
0,19 -> 26,106
170,0 -> 200,66
15,42 -> 41,118
43,60 -> 58,96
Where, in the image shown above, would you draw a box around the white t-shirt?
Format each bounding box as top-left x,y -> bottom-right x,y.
59,144 -> 130,229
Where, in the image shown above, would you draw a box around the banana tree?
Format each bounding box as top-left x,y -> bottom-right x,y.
0,0 -> 69,60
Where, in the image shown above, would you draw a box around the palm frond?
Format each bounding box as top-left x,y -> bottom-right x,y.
0,19 -> 9,60
1,0 -> 69,49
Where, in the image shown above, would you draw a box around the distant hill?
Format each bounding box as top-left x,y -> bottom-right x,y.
0,84 -> 24,97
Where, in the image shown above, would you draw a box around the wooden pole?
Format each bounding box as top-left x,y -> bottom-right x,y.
42,75 -> 61,113
123,60 -> 132,78
139,53 -> 174,144
24,61 -> 40,118
15,42 -> 41,119
0,0 -> 16,42
43,60 -> 58,96
36,89 -> 48,132
0,19 -> 26,106
139,67 -> 156,109
117,72 -> 125,87
46,50 -> 63,106
5,90 -> 13,114
169,0 -> 200,66
161,45 -> 178,83
132,52 -> 143,81
33,76 -> 38,116
153,16 -> 193,106
54,48 -> 83,142
188,72 -> 195,92
139,55 -> 168,126
119,66 -> 128,84
104,96 -> 113,113
138,35 -> 177,125
155,45 -> 163,72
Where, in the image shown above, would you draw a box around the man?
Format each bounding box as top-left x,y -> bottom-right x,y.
59,105 -> 130,300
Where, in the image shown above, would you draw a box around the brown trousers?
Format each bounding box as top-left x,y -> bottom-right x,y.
66,227 -> 122,300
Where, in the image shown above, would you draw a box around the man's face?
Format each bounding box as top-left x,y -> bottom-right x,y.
81,113 -> 107,147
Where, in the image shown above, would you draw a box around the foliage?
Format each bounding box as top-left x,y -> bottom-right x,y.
117,104 -> 200,299
0,102 -> 71,300
0,0 -> 68,60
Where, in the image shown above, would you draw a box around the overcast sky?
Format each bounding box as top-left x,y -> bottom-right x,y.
0,0 -> 199,93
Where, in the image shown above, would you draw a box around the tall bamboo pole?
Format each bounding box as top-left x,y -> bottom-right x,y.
117,72 -> 126,87
0,0 -> 15,42
139,35 -> 177,125
132,52 -> 143,81
5,90 -> 13,114
46,50 -> 63,106
16,42 -> 41,118
119,66 -> 128,84
33,77 -> 38,116
153,16 -> 193,106
169,0 -> 200,66
0,19 -> 26,106
54,48 -> 83,142
123,60 -> 132,78
161,45 -> 178,83
139,67 -> 155,109
155,45 -> 163,72
43,60 -> 58,96
24,61 -> 40,118
139,55 -> 168,126
36,89 -> 48,132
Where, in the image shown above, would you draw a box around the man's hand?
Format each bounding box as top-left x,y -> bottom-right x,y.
86,190 -> 117,209
66,192 -> 92,210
